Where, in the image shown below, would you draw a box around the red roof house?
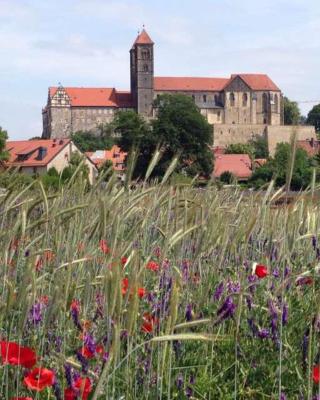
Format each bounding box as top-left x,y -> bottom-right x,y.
297,139 -> 320,157
5,139 -> 98,183
86,145 -> 127,172
213,154 -> 252,180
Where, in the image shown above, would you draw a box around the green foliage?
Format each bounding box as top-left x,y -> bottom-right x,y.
61,151 -> 90,183
219,171 -> 234,184
307,103 -> 320,132
0,126 -> 9,161
116,94 -> 213,178
71,123 -> 115,152
283,97 -> 301,125
249,142 -> 313,190
225,143 -> 255,159
249,135 -> 269,158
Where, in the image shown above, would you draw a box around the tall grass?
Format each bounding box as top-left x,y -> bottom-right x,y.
1,173 -> 320,399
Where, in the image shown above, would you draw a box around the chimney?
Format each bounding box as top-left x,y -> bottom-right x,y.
59,139 -> 64,145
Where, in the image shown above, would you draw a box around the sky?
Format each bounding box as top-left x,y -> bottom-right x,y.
0,0 -> 319,140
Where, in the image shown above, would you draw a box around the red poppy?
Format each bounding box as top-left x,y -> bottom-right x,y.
122,278 -> 129,295
121,256 -> 128,267
24,367 -> 55,391
146,261 -> 159,272
70,299 -> 80,312
40,295 -> 49,305
99,240 -> 110,254
64,388 -> 77,400
74,377 -> 92,400
80,346 -> 95,359
0,341 -> 37,369
142,313 -> 158,333
254,264 -> 268,279
137,287 -> 146,298
313,365 -> 320,383
96,344 -> 104,355
44,250 -> 54,262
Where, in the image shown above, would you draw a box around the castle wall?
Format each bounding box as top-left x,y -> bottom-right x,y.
213,124 -> 267,147
267,125 -> 317,155
50,107 -> 72,139
71,107 -> 116,133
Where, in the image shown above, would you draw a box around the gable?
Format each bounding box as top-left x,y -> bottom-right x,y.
224,76 -> 251,92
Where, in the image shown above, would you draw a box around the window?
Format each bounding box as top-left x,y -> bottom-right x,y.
242,93 -> 248,107
143,64 -> 149,72
141,50 -> 150,60
230,93 -> 235,107
263,93 -> 268,113
203,95 -> 207,103
274,94 -> 279,112
191,95 -> 195,102
214,94 -> 219,105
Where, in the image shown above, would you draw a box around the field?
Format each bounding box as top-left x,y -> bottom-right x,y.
1,176 -> 320,399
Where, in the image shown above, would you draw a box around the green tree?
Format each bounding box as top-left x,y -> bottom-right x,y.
152,94 -> 213,177
225,143 -> 255,159
249,135 -> 269,158
220,171 -> 234,184
283,97 -> 301,125
307,104 -> 320,133
0,126 -> 9,161
249,142 -> 312,190
71,123 -> 115,152
61,152 -> 90,183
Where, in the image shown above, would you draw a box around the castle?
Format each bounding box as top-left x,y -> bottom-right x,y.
42,29 -> 315,152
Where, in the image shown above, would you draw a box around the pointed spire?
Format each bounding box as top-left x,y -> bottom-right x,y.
133,28 -> 154,46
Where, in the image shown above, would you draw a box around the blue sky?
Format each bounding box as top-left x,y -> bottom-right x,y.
0,0 -> 319,140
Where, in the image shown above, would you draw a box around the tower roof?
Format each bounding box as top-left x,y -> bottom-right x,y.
133,28 -> 154,45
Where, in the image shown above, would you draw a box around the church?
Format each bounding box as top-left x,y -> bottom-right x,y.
42,29 -> 315,153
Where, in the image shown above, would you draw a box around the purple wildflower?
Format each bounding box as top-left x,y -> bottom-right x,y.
176,373 -> 183,390
248,319 -> 259,336
70,304 -> 82,331
76,350 -> 89,374
52,376 -> 62,400
84,333 -> 96,354
64,364 -> 73,387
312,236 -> 317,250
272,268 -> 280,278
258,328 -> 269,339
185,304 -> 193,321
282,302 -> 289,325
213,282 -> 224,302
29,302 -> 44,325
185,387 -> 193,398
280,393 -> 287,400
227,280 -> 241,294
217,296 -> 237,321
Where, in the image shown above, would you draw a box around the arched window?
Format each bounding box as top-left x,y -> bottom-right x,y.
142,50 -> 150,60
143,64 -> 149,72
263,93 -> 268,113
274,94 -> 279,112
230,93 -> 235,107
242,93 -> 248,107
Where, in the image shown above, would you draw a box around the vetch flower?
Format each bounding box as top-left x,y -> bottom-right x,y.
24,367 -> 55,391
213,282 -> 224,302
0,341 -> 37,369
217,296 -> 237,321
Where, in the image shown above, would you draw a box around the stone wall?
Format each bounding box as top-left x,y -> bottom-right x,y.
213,124 -> 267,147
71,107 -> 115,133
267,125 -> 317,155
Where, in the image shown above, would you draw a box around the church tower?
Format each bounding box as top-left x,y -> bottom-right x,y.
130,28 -> 154,117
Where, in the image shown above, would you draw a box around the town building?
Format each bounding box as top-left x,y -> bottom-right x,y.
42,28 -> 316,155
5,139 -> 98,184
213,154 -> 253,181
86,145 -> 127,173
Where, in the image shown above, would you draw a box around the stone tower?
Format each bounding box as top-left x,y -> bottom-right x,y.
130,28 -> 154,117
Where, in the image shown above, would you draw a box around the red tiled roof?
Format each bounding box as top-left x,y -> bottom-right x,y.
229,74 -> 280,91
297,139 -> 320,157
49,87 -> 119,107
6,139 -> 71,167
213,154 -> 252,180
134,29 -> 154,45
86,145 -> 127,171
213,146 -> 226,155
154,77 -> 229,92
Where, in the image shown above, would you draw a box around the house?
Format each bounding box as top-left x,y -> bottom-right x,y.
213,154 -> 252,181
86,145 -> 127,173
5,139 -> 98,184
297,138 -> 320,157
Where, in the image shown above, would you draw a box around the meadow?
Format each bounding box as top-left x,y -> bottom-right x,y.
1,172 -> 320,399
